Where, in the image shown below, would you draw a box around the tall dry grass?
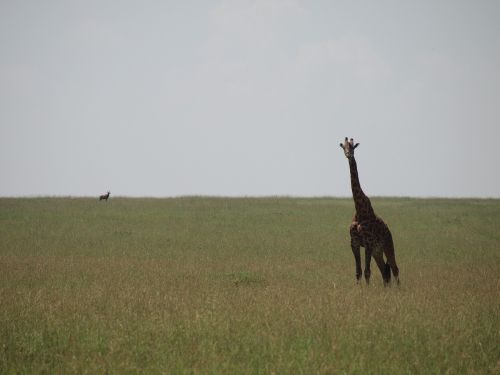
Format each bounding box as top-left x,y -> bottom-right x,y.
0,197 -> 499,373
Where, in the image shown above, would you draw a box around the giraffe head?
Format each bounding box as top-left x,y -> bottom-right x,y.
339,137 -> 359,159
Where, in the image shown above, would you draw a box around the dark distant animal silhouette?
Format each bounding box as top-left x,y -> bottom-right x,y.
99,191 -> 110,201
340,137 -> 399,285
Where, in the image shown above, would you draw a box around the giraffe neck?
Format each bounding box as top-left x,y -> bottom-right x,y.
348,157 -> 375,219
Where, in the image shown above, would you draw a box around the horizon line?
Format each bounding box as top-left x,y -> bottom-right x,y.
1,194 -> 499,200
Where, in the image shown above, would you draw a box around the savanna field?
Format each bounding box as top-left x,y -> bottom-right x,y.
0,197 -> 499,374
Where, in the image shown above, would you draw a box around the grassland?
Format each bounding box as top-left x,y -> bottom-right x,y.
0,197 -> 499,374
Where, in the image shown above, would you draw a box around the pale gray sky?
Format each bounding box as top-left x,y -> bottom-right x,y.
1,1 -> 499,197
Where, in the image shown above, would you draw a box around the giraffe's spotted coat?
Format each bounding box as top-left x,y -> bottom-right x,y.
340,137 -> 400,285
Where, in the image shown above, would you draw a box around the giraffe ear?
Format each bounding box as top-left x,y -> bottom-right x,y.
354,143 -> 360,149
339,143 -> 344,149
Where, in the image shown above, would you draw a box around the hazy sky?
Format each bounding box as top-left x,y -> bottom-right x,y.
1,1 -> 499,197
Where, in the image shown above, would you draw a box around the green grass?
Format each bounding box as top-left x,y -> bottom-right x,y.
0,197 -> 499,374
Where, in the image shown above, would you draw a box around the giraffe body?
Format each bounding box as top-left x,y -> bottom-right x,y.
340,138 -> 399,285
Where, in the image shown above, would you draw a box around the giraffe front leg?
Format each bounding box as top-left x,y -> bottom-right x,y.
364,246 -> 372,285
352,246 -> 362,282
349,223 -> 362,282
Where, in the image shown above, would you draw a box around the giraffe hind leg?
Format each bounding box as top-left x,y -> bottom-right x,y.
372,251 -> 390,286
383,241 -> 400,285
384,262 -> 391,282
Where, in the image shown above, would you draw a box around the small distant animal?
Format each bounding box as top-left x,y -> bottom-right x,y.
99,191 -> 110,201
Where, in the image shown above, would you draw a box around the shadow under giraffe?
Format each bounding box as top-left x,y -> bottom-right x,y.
340,137 -> 400,285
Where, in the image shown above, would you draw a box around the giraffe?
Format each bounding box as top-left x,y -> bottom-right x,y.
339,137 -> 399,285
